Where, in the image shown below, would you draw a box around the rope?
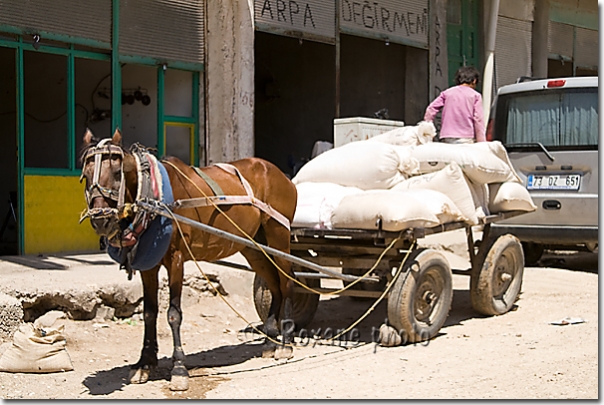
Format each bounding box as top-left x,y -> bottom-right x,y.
159,200 -> 416,348
161,160 -> 401,296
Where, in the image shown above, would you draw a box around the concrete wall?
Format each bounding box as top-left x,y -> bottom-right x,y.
206,0 -> 255,165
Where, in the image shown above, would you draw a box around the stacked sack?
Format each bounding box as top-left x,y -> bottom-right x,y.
292,121 -> 536,231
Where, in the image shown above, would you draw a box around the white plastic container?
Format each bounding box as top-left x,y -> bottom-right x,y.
333,117 -> 405,147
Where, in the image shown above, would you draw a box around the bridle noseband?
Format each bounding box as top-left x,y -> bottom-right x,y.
79,138 -> 127,227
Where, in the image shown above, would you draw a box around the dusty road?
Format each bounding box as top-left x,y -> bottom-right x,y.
0,243 -> 598,399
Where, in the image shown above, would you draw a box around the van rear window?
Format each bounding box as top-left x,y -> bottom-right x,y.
494,88 -> 598,147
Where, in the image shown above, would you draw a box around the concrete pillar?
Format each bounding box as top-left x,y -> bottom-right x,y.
532,0 -> 549,79
205,0 -> 255,165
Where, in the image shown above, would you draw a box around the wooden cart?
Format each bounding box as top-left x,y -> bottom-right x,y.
253,211 -> 527,343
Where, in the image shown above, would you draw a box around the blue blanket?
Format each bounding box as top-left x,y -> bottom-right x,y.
107,162 -> 174,271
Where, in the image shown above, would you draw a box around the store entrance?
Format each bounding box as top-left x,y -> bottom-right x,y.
0,46 -> 18,255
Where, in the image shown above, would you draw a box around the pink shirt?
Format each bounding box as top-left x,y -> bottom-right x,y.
424,85 -> 486,142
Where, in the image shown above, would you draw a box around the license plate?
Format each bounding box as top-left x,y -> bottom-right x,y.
527,174 -> 581,190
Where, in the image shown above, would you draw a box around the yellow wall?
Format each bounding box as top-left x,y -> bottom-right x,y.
24,175 -> 100,254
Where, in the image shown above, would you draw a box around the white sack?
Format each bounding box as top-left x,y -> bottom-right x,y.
292,141 -> 414,189
331,189 -> 465,232
488,182 -> 537,213
368,121 -> 436,146
392,162 -> 479,225
292,182 -> 363,229
472,141 -> 522,183
468,179 -> 490,221
411,142 -> 516,184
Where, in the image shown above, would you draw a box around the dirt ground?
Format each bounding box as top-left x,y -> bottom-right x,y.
0,245 -> 598,399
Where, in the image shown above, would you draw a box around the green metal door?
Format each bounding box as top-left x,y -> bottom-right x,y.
446,0 -> 480,86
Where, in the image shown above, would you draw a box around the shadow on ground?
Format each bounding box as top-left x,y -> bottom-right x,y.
536,250 -> 598,273
83,342 -> 265,396
0,253 -> 115,270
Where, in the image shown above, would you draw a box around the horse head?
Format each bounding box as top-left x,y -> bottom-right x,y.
79,128 -> 138,242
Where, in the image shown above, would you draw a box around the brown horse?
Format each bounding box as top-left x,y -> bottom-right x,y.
80,129 -> 298,391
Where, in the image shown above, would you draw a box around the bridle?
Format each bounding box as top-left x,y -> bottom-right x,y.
79,138 -> 127,227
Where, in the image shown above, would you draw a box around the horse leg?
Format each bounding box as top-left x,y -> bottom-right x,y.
250,223 -> 297,360
241,247 -> 283,358
273,255 -> 296,361
265,224 -> 297,360
129,266 -> 160,384
165,249 -> 189,391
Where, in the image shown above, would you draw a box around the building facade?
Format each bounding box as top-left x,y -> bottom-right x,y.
0,0 -> 597,256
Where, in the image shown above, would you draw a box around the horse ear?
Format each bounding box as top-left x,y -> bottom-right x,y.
83,128 -> 94,146
112,128 -> 122,145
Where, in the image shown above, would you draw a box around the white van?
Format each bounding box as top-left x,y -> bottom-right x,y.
487,77 -> 598,264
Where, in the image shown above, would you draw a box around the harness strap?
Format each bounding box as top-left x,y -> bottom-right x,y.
171,163 -> 291,231
192,166 -> 224,196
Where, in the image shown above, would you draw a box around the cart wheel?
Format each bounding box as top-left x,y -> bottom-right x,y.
387,249 -> 453,344
471,234 -> 524,316
521,242 -> 544,266
253,271 -> 320,329
342,268 -> 387,301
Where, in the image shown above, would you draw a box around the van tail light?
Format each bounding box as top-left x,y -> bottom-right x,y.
547,79 -> 566,88
486,118 -> 494,141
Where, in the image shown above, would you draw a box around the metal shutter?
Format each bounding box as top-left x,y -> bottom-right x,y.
0,0 -> 111,44
495,17 -> 532,87
120,0 -> 204,64
548,21 -> 574,59
575,27 -> 598,68
339,0 -> 428,48
254,0 -> 336,44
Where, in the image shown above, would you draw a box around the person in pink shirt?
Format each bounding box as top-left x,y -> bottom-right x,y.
424,66 -> 486,143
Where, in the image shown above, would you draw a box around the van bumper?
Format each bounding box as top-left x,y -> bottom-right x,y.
490,224 -> 599,245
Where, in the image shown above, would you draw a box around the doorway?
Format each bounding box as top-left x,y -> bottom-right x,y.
446,0 -> 480,85
0,46 -> 18,255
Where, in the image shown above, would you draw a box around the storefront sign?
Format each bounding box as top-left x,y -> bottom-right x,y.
339,0 -> 428,48
254,0 -> 336,44
429,0 -> 448,100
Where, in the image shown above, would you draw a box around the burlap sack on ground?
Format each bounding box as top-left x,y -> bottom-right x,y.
367,121 -> 436,146
411,142 -> 516,184
392,162 -> 478,225
331,189 -> 464,232
292,141 -> 415,190
0,323 -> 74,373
488,182 -> 537,213
292,182 -> 363,229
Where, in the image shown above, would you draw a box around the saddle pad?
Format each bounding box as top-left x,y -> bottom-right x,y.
107,161 -> 174,271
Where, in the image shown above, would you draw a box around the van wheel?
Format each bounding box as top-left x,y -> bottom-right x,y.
522,242 -> 544,266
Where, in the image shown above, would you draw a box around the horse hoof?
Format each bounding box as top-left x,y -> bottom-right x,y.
170,375 -> 189,391
129,368 -> 150,384
261,345 -> 276,358
274,345 -> 294,360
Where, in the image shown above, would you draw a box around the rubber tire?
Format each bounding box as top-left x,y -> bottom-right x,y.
253,272 -> 320,330
521,242 -> 544,266
342,267 -> 387,301
387,249 -> 453,344
471,234 -> 524,316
